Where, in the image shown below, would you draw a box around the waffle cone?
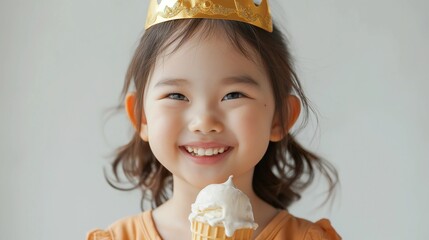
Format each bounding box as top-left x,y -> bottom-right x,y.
191,220 -> 254,240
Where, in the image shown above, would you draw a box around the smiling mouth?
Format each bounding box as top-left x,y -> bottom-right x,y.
183,146 -> 230,157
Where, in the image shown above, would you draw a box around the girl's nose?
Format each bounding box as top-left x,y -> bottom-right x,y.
188,112 -> 223,134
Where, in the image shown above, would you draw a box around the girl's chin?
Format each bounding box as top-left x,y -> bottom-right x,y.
179,172 -> 235,189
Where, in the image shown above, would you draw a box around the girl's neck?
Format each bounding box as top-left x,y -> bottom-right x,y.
151,176 -> 207,239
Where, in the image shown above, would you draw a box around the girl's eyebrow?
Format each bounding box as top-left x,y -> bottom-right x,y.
222,75 -> 261,88
154,75 -> 260,88
154,78 -> 189,87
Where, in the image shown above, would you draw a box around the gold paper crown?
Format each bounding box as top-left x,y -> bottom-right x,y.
145,0 -> 273,32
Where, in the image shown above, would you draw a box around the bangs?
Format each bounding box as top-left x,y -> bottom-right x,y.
146,19 -> 265,67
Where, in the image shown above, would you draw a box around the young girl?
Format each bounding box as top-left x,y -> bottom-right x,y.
88,0 -> 340,239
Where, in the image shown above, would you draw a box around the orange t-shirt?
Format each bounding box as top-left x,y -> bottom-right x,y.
87,210 -> 341,240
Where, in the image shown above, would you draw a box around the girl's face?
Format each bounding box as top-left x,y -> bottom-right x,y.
141,29 -> 279,188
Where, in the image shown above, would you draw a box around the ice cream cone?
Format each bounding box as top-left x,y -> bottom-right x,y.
189,176 -> 258,239
191,220 -> 254,240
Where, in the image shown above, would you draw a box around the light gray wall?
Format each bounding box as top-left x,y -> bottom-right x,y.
1,0 -> 428,239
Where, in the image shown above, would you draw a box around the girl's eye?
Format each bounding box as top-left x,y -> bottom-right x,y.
167,93 -> 188,101
222,92 -> 245,101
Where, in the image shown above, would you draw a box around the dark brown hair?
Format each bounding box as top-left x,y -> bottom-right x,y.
108,19 -> 338,210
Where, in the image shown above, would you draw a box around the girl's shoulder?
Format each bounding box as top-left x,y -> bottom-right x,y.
86,210 -> 341,240
255,210 -> 341,240
86,211 -> 160,240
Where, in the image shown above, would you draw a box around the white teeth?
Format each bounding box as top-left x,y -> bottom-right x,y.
197,148 -> 205,156
205,149 -> 214,156
185,147 -> 227,156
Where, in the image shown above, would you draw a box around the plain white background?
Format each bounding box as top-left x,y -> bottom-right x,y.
1,0 -> 428,239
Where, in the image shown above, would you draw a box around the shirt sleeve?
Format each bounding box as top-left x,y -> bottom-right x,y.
304,219 -> 342,240
86,229 -> 113,240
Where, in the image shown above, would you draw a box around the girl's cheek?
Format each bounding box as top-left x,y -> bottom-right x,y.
230,106 -> 271,135
149,111 -> 173,128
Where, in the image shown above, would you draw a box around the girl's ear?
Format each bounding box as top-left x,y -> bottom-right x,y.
125,92 -> 149,142
270,95 -> 301,142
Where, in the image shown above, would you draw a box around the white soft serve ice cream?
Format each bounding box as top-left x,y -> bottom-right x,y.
188,176 -> 258,237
